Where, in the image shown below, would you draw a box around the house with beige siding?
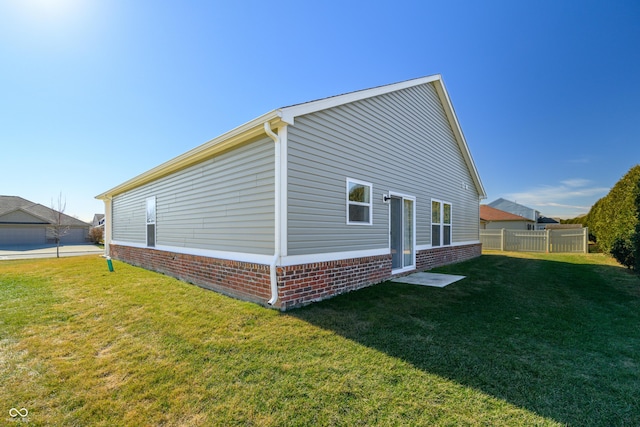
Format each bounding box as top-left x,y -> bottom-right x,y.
96,75 -> 486,310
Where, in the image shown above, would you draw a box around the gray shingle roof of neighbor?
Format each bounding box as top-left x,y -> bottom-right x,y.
537,216 -> 560,224
0,195 -> 91,227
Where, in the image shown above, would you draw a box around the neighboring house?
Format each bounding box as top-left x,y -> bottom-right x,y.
480,205 -> 535,230
488,198 -> 539,222
0,196 -> 91,246
92,214 -> 105,228
537,216 -> 560,230
487,198 -> 560,230
96,74 -> 486,310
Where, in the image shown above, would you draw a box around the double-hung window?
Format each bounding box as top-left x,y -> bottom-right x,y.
347,178 -> 372,225
431,199 -> 452,246
146,196 -> 156,247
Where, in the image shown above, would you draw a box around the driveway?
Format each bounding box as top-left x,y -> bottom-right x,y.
0,244 -> 105,260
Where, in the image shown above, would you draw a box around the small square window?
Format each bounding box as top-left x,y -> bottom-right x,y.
347,179 -> 372,225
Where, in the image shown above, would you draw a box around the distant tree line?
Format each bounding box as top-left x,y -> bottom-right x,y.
579,165 -> 640,270
560,215 -> 587,225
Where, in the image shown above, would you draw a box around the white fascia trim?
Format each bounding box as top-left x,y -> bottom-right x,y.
110,241 -> 274,265
416,240 -> 481,251
280,247 -> 390,267
279,75 -> 442,125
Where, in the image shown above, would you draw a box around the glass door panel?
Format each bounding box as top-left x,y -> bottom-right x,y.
403,199 -> 414,268
390,195 -> 415,271
390,197 -> 403,270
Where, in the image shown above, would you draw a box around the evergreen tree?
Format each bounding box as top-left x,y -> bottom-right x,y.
588,165 -> 640,269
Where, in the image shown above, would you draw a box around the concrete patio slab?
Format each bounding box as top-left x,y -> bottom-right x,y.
391,272 -> 466,288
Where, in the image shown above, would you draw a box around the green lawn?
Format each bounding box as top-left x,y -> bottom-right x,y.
1,252 -> 638,426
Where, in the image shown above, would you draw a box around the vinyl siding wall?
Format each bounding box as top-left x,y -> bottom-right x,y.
287,82 -> 480,256
112,137 -> 275,255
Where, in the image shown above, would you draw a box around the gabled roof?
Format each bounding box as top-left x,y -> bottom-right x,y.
0,195 -> 90,227
537,216 -> 560,224
97,75 -> 486,200
480,205 -> 533,222
487,198 -> 540,220
93,213 -> 105,227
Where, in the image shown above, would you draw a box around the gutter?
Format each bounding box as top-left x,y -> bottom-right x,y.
95,110 -> 285,200
264,122 -> 281,306
102,195 -> 113,258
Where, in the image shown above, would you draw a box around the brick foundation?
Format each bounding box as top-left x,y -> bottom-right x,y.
276,255 -> 392,310
416,243 -> 482,271
110,242 -> 481,310
110,245 -> 272,305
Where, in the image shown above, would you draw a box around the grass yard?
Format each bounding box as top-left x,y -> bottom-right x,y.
1,252 -> 638,426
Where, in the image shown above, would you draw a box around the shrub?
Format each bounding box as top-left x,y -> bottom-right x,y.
611,237 -> 636,269
89,227 -> 104,244
587,165 -> 640,269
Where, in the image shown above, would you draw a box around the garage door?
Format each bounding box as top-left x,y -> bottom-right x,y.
0,226 -> 46,246
60,228 -> 88,244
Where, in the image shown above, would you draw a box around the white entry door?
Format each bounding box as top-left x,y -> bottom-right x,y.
390,194 -> 415,272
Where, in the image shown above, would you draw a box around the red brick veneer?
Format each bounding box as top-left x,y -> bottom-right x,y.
110,244 -> 272,305
110,243 -> 481,310
276,255 -> 392,310
416,243 -> 482,271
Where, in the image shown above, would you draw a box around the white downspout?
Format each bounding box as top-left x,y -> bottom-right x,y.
264,122 -> 280,306
103,196 -> 113,257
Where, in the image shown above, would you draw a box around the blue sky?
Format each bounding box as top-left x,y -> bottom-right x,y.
1,0 -> 639,222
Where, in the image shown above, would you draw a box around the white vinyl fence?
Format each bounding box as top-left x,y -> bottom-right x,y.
480,228 -> 589,253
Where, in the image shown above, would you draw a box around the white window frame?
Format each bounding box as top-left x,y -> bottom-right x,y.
346,178 -> 373,225
431,198 -> 452,247
146,196 -> 156,247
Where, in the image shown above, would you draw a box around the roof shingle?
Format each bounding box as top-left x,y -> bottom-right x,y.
0,195 -> 90,227
480,205 -> 532,222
